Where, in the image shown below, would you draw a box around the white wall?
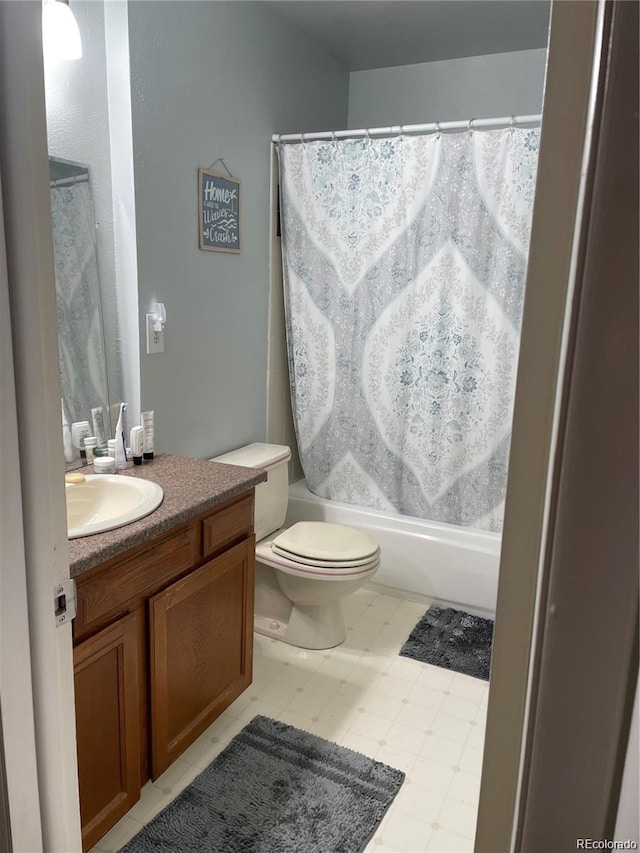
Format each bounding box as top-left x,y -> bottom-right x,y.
128,1 -> 349,459
348,49 -> 547,128
43,0 -> 122,409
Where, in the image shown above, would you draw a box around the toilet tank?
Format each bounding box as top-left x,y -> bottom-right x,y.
210,443 -> 291,541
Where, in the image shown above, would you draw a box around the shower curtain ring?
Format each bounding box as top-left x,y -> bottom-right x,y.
510,115 -> 516,132
435,121 -> 441,139
468,118 -> 475,133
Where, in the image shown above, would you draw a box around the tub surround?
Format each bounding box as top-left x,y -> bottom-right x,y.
68,453 -> 266,576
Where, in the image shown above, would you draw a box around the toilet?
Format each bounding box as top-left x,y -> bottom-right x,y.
211,443 -> 380,649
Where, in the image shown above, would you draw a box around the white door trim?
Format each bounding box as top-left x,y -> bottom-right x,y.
476,0 -> 618,849
0,2 -> 82,850
0,137 -> 44,853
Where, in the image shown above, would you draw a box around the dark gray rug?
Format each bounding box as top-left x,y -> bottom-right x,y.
120,715 -> 404,853
400,606 -> 494,681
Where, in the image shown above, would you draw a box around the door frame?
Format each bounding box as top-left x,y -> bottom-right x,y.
0,125 -> 45,853
517,0 -> 638,844
476,0 -> 638,848
0,2 -> 82,850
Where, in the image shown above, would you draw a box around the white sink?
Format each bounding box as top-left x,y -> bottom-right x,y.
66,474 -> 164,539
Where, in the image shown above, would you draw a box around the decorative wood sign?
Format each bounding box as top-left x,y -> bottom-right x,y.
198,167 -> 241,253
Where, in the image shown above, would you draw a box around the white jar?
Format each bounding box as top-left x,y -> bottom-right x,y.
93,456 -> 116,474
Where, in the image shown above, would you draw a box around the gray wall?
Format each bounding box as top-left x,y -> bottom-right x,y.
43,0 -> 122,411
128,1 -> 349,459
347,49 -> 547,128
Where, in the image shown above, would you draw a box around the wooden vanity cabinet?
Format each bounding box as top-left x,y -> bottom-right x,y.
72,491 -> 255,850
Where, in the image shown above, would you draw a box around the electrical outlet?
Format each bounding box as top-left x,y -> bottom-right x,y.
146,313 -> 164,354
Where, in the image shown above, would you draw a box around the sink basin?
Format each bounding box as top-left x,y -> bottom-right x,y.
66,474 -> 164,539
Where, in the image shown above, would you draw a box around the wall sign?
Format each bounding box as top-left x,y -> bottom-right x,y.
198,167 -> 241,253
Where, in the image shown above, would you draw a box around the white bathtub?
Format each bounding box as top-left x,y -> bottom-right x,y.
286,480 -> 501,618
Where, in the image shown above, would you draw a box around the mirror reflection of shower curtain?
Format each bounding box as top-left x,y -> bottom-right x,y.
278,128 -> 540,532
50,180 -> 110,429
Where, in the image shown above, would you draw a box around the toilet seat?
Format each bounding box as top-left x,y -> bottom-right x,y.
256,523 -> 380,580
256,551 -> 380,581
272,522 -> 379,562
257,542 -> 380,579
271,544 -> 380,568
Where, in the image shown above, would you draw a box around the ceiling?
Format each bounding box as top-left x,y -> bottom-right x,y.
264,1 -> 550,71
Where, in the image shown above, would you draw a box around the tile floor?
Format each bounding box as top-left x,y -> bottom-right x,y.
92,588 -> 488,853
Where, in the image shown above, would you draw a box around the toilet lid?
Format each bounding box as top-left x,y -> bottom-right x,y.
257,541 -> 380,579
273,555 -> 380,579
271,543 -> 380,569
272,522 -> 379,562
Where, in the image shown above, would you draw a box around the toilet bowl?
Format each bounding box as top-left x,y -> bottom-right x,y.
211,444 -> 380,649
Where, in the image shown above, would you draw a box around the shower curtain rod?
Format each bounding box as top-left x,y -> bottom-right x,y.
273,113 -> 541,144
49,174 -> 89,188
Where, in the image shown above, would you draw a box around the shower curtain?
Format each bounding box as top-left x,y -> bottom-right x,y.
50,180 -> 110,427
278,127 -> 540,531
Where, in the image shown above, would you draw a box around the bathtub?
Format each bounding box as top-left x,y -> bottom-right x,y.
285,480 -> 501,618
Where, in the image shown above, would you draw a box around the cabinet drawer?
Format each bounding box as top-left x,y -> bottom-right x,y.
76,524 -> 201,637
202,494 -> 253,558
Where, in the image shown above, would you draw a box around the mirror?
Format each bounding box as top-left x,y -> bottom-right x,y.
49,156 -> 110,460
43,0 -> 131,466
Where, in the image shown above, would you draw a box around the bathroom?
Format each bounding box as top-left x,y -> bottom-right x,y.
1,1 -> 637,852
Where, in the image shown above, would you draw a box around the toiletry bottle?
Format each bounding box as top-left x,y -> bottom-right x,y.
91,406 -> 108,449
84,436 -> 98,464
114,403 -> 128,470
141,411 -> 154,461
61,400 -> 74,463
130,426 -> 144,466
71,421 -> 91,463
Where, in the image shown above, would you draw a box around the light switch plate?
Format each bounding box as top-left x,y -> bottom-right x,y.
146,314 -> 164,353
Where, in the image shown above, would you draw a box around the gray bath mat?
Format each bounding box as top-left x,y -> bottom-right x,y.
120,715 -> 404,853
400,606 -> 494,681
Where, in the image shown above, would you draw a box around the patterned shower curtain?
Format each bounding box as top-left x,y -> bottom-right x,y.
50,180 -> 110,427
278,127 -> 540,531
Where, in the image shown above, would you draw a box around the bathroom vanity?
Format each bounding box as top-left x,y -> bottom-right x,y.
68,455 -> 266,851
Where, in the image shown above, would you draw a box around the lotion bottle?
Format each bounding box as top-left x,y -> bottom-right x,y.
130,426 -> 144,466
61,400 -> 74,463
141,411 -> 154,460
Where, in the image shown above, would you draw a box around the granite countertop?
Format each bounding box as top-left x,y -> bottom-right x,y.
67,453 -> 266,578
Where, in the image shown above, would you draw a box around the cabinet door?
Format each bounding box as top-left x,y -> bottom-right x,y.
149,537 -> 254,779
74,610 -> 141,851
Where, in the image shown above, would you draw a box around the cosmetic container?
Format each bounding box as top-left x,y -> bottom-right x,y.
93,456 -> 116,474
